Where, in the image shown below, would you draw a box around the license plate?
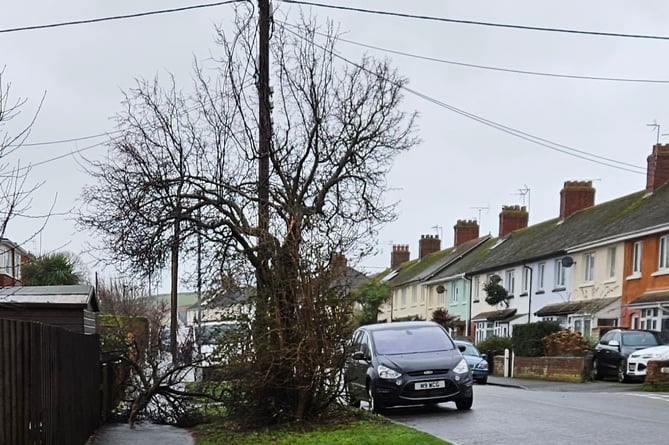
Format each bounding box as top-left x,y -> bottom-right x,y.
415,380 -> 445,390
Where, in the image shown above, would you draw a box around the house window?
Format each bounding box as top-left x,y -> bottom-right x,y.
521,267 -> 531,295
452,285 -> 459,304
0,249 -> 9,275
411,285 -> 418,305
437,287 -> 446,306
632,241 -> 642,275
401,288 -> 407,307
607,247 -> 616,278
537,263 -> 545,291
640,308 -> 660,331
659,235 -> 669,270
555,259 -> 566,288
505,270 -> 515,296
584,252 -> 595,282
473,276 -> 480,302
475,321 -> 494,344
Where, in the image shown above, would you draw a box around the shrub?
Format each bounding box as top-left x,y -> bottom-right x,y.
512,321 -> 562,357
542,329 -> 592,356
483,282 -> 508,306
476,336 -> 513,355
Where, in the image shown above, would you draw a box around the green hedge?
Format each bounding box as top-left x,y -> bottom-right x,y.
512,321 -> 562,357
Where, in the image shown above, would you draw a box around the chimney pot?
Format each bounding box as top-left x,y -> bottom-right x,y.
646,143 -> 669,193
454,219 -> 480,247
498,205 -> 529,237
560,180 -> 595,220
419,234 -> 441,259
391,244 -> 410,269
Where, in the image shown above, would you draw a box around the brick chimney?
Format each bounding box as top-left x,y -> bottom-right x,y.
646,143 -> 669,193
498,205 -> 528,237
454,219 -> 479,247
391,245 -> 410,269
419,234 -> 441,259
329,253 -> 347,272
560,180 -> 595,220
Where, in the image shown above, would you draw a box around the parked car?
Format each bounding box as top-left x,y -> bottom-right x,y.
344,321 -> 474,412
592,329 -> 668,382
626,345 -> 669,380
454,340 -> 489,384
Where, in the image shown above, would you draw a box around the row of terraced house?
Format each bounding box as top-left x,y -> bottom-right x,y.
377,143 -> 669,345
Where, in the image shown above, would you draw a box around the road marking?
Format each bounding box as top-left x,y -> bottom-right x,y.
625,393 -> 669,402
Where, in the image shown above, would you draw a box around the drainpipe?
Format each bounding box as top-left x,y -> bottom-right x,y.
464,274 -> 472,338
523,265 -> 533,323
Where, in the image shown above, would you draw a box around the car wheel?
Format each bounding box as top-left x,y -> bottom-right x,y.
617,360 -> 628,383
367,384 -> 385,413
592,359 -> 603,380
455,394 -> 473,410
476,377 -> 487,385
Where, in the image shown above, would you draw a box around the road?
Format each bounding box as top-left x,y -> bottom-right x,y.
385,384 -> 669,445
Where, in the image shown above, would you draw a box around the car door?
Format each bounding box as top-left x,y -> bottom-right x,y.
597,330 -> 622,373
345,330 -> 371,400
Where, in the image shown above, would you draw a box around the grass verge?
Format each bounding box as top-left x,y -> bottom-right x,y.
193,408 -> 452,445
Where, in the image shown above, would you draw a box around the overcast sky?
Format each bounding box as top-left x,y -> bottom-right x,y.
2,1 -> 669,291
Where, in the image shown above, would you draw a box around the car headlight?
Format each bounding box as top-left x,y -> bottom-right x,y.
377,365 -> 402,379
453,358 -> 470,374
475,361 -> 489,370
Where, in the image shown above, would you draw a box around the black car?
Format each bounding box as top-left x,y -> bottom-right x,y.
344,321 -> 474,412
592,328 -> 669,382
454,340 -> 489,384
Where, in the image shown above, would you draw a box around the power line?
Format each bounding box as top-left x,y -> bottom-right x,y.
11,132 -> 113,148
333,34 -> 669,84
283,0 -> 669,41
279,23 -> 646,175
0,0 -> 246,34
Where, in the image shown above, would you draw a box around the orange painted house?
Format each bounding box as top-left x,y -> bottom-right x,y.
622,143 -> 669,334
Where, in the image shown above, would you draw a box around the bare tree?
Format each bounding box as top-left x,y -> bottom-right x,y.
0,69 -> 50,241
80,9 -> 418,425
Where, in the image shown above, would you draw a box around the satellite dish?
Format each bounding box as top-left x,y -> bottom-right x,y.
489,274 -> 502,284
436,285 -> 445,294
562,256 -> 574,268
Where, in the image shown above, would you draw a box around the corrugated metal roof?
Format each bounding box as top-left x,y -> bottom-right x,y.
0,285 -> 97,308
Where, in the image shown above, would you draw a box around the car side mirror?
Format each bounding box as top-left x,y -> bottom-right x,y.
458,345 -> 466,353
480,354 -> 487,359
608,340 -> 620,348
352,351 -> 366,361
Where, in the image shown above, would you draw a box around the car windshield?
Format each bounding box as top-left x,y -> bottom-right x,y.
459,343 -> 481,357
622,331 -> 660,347
371,326 -> 455,355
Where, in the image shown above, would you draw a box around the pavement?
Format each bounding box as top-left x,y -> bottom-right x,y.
84,376 -> 640,444
87,422 -> 195,445
486,375 -> 645,392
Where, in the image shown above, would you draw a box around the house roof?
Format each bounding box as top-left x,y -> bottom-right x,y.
471,308 -> 517,321
0,285 -> 98,311
391,236 -> 492,287
469,183 -> 669,274
627,289 -> 669,306
534,297 -> 620,317
430,236 -> 497,281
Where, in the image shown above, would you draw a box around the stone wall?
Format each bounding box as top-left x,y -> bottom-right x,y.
492,354 -> 588,382
645,360 -> 669,388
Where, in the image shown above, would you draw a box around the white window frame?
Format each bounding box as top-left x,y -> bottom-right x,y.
473,276 -> 481,302
659,235 -> 669,271
584,252 -> 595,282
505,269 -> 515,296
607,247 -> 616,279
537,263 -> 545,291
401,288 -> 407,307
411,285 -> 418,305
640,308 -> 660,331
555,259 -> 566,288
522,267 -> 530,294
632,241 -> 642,275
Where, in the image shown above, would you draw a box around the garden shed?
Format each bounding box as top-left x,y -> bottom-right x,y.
0,284 -> 99,334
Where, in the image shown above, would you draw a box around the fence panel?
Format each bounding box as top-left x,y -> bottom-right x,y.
0,318 -> 101,445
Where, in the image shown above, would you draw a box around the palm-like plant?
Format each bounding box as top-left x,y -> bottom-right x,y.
21,252 -> 82,285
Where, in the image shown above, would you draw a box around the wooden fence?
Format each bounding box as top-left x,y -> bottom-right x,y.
0,318 -> 101,445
